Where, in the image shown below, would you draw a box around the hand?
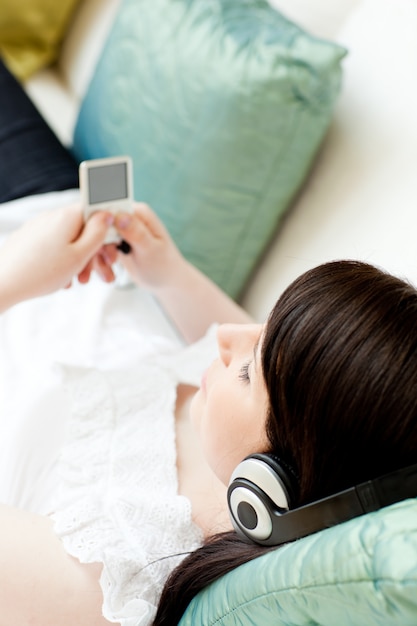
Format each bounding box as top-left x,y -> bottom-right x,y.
77,242 -> 118,286
0,204 -> 116,311
113,203 -> 187,292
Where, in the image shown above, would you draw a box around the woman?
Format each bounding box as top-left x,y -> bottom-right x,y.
0,201 -> 264,626
152,248 -> 417,625
1,203 -> 416,625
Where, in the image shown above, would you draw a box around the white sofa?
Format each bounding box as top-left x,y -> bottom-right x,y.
2,4 -> 416,624
25,0 -> 417,321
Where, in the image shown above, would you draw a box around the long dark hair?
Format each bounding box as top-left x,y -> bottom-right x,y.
152,260 -> 417,625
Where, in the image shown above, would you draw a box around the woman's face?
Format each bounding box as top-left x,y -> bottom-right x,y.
190,323 -> 270,485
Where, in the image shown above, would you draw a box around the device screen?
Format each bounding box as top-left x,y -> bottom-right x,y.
87,162 -> 128,204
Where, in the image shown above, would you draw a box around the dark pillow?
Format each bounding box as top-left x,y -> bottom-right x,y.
0,59 -> 78,203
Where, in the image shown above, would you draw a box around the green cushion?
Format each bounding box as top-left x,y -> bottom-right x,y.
73,0 -> 346,298
179,500 -> 417,625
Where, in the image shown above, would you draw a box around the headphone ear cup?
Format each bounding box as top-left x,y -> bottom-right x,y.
227,453 -> 298,543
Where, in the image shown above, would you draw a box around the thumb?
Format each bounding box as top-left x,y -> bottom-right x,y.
74,212 -> 114,256
114,212 -> 149,245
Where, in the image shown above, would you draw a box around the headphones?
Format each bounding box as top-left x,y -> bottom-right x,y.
227,453 -> 417,546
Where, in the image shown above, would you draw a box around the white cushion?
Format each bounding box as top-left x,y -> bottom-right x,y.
59,0 -> 122,101
243,0 -> 417,320
268,0 -> 362,39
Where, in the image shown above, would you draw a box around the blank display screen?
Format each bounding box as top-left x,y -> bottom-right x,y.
88,163 -> 128,204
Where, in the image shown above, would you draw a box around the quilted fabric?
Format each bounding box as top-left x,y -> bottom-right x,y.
179,499 -> 417,625
72,0 -> 346,298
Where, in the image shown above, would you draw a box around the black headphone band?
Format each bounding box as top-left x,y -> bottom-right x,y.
266,453 -> 299,499
228,458 -> 417,546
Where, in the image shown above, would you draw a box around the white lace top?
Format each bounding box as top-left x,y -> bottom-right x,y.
51,328 -> 218,625
0,192 -> 219,625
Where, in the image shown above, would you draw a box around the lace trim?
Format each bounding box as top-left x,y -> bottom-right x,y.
52,360 -> 203,625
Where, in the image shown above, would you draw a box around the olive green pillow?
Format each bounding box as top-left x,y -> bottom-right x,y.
73,0 -> 346,298
0,0 -> 80,80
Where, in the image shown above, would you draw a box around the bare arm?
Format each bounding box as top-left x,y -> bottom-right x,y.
152,258 -> 253,343
0,503 -> 110,626
114,204 -> 253,343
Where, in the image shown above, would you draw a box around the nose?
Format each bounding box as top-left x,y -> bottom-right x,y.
217,323 -> 262,366
217,324 -> 236,366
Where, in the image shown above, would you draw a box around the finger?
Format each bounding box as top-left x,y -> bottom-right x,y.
102,243 -> 119,265
93,253 -> 116,283
114,206 -> 159,245
114,216 -> 146,247
59,203 -> 86,243
78,260 -> 93,284
75,212 -> 114,256
132,203 -> 168,239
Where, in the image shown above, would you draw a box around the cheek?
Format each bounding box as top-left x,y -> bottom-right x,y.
189,380 -> 270,485
190,387 -> 235,482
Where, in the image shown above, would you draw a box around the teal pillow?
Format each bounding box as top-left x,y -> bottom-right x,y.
179,499 -> 417,625
73,0 -> 346,297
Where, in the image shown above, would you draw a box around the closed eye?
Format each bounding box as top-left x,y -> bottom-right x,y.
238,361 -> 251,384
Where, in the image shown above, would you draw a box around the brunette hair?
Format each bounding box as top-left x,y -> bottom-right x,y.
152,260 -> 417,625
